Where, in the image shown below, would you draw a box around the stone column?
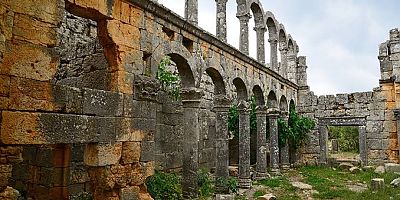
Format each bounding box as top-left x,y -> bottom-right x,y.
280,111 -> 290,169
297,56 -> 308,87
185,0 -> 198,24
181,88 -> 203,199
215,0 -> 228,42
213,95 -> 231,193
268,108 -> 280,175
255,105 -> 268,179
238,101 -> 251,188
254,26 -> 266,64
287,51 -> 297,83
237,14 -> 251,55
358,125 -> 368,166
279,47 -> 288,78
269,36 -> 279,72
319,125 -> 328,166
394,109 -> 400,164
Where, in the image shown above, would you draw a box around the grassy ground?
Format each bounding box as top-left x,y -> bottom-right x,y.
251,166 -> 400,200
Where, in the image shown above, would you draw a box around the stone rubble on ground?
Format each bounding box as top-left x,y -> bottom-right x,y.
258,193 -> 277,200
374,166 -> 385,174
371,178 -> 385,191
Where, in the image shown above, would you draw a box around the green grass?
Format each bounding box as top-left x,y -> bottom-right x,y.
256,176 -> 301,200
253,190 -> 266,198
299,166 -> 400,200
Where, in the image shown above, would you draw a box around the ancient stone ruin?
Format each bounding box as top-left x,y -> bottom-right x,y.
0,0 -> 399,199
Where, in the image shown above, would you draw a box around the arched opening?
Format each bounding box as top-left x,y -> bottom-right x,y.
168,53 -> 196,89
229,77 -> 248,166
279,95 -> 288,112
251,85 -> 265,165
205,67 -> 226,95
267,91 -> 278,109
289,99 -> 296,112
233,77 -> 248,101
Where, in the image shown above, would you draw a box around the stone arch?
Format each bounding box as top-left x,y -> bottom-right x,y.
288,36 -> 295,53
205,67 -> 226,95
267,90 -> 278,108
289,99 -> 296,112
265,12 -> 278,36
278,24 -> 287,48
249,1 -> 265,27
152,42 -> 197,89
279,95 -> 288,112
252,85 -> 265,106
233,77 -> 248,101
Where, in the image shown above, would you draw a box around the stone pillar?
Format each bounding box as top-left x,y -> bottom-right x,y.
389,29 -> 400,82
237,14 -> 251,55
269,36 -> 279,72
394,109 -> 400,164
255,105 -> 268,179
280,111 -> 290,169
185,0 -> 198,24
213,95 -> 231,193
279,47 -> 288,78
331,139 -> 339,153
319,125 -> 328,166
297,56 -> 308,87
358,125 -> 368,166
215,0 -> 228,42
181,88 -> 203,199
254,26 -> 266,64
268,108 -> 280,175
287,51 -> 297,83
238,101 -> 251,188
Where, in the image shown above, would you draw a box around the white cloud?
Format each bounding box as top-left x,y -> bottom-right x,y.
156,0 -> 399,95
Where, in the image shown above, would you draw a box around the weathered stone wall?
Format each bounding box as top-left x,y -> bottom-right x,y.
298,29 -> 400,165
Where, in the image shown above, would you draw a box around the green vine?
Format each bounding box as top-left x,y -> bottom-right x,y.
278,109 -> 316,150
157,56 -> 181,101
228,95 -> 257,139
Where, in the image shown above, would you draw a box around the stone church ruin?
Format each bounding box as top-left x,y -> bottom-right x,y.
0,0 -> 399,199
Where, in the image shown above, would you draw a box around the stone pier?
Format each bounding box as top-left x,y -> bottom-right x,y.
255,26 -> 266,64
216,0 -> 228,42
269,37 -> 279,72
185,0 -> 198,24
319,125 -> 328,166
181,89 -> 203,199
280,111 -> 290,169
238,14 -> 251,55
214,95 -> 231,193
238,101 -> 251,188
255,105 -> 268,179
268,108 -> 280,175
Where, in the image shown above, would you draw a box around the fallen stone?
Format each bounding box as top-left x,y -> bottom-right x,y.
338,162 -> 354,171
347,183 -> 368,193
390,177 -> 400,187
384,163 -> 400,173
216,194 -> 235,200
258,193 -> 277,200
291,181 -> 313,190
362,166 -> 375,171
374,166 -> 385,174
371,178 -> 384,191
229,166 -> 239,177
349,166 -> 361,173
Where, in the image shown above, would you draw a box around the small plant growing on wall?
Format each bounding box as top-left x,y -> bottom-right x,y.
228,95 -> 258,139
157,56 -> 181,101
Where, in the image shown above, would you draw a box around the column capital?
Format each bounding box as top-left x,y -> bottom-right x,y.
255,105 -> 268,115
215,0 -> 228,3
253,25 -> 266,32
237,100 -> 250,111
268,37 -> 278,44
279,46 -> 289,52
267,108 -> 280,117
280,110 -> 289,117
236,13 -> 251,22
182,87 -> 203,108
213,95 -> 232,112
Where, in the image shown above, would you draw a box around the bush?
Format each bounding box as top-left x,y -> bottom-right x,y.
146,171 -> 183,200
328,126 -> 359,153
157,56 -> 181,101
197,169 -> 214,198
215,176 -> 239,194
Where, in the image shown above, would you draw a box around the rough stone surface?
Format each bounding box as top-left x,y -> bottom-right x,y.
375,166 -> 385,174
371,178 -> 385,191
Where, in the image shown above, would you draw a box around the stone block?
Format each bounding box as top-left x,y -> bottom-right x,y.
84,142 -> 122,166
83,88 -> 123,116
140,141 -> 154,162
0,75 -> 10,97
368,139 -> 382,150
121,142 -> 141,164
119,186 -> 140,200
0,111 -> 117,144
9,77 -> 56,111
1,42 -> 57,80
336,94 -> 348,104
384,163 -> 400,173
367,110 -> 385,121
371,178 -> 384,191
52,84 -> 83,114
366,121 -> 383,134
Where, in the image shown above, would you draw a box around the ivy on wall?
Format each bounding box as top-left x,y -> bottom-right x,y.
228,96 -> 257,139
157,56 -> 181,101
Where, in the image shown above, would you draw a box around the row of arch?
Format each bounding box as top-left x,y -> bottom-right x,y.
178,0 -> 301,84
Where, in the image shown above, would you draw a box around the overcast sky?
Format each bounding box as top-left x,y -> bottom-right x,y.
157,0 -> 399,95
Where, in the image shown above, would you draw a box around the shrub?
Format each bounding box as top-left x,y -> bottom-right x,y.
197,169 -> 214,198
157,56 -> 181,101
146,170 -> 183,200
215,176 -> 239,194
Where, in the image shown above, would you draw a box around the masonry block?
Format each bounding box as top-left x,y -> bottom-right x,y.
83,88 -> 123,116
84,142 -> 122,166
